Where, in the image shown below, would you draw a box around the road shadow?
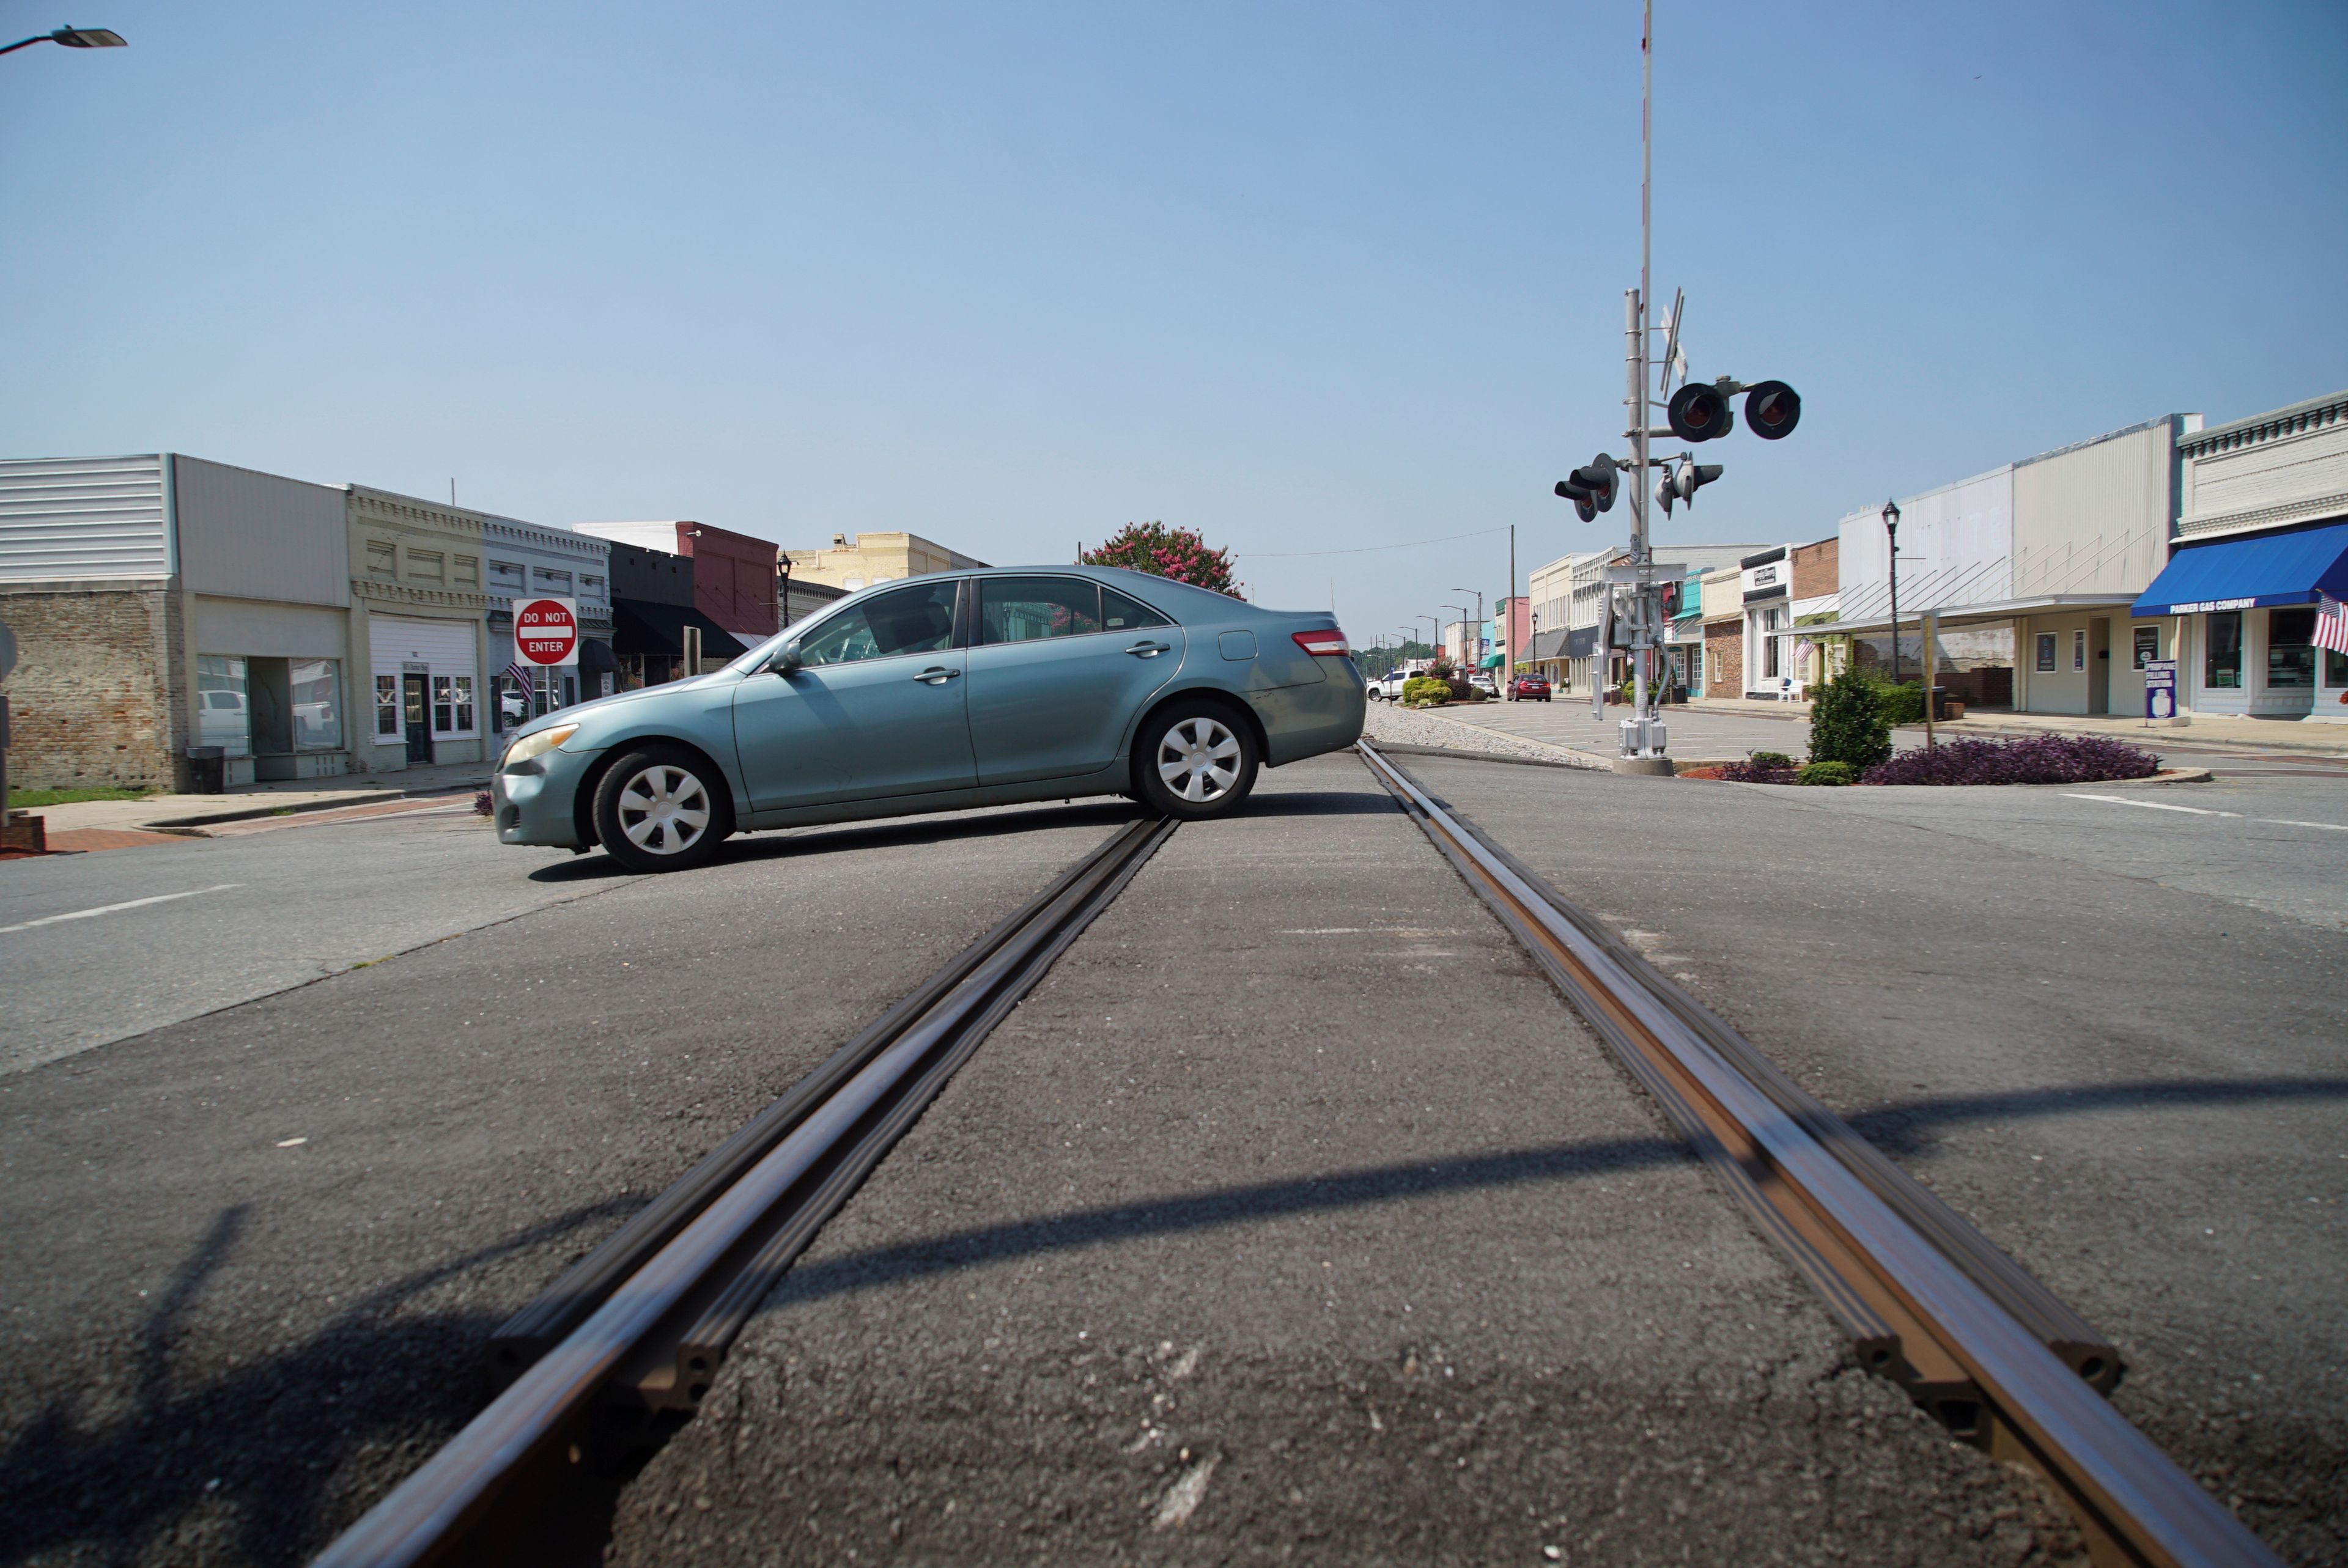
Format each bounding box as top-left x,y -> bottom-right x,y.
526,798 -> 1145,882
0,1195 -> 643,1568
764,1135 -> 1683,1310
1229,789 -> 1401,819
1847,1075 -> 2348,1155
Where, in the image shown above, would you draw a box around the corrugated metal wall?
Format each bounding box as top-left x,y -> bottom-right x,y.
2012,422 -> 2172,597
174,455 -> 350,606
0,454 -> 171,580
1837,466 -> 2014,619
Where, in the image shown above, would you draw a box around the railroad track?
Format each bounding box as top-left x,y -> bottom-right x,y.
311,814 -> 1176,1568
1355,739 -> 2282,1568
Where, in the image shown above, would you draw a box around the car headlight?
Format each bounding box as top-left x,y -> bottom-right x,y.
501,724 -> 578,770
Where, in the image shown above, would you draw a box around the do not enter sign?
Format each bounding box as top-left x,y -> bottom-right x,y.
517,597 -> 580,666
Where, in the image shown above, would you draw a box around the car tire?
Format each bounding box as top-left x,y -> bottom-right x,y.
593,745 -> 733,873
1133,699 -> 1260,821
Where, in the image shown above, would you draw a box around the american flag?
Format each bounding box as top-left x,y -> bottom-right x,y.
504,660 -> 536,690
2318,594 -> 2348,659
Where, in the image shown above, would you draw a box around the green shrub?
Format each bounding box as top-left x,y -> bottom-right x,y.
1749,749 -> 1795,770
1401,676 -> 1450,705
1797,760 -> 1858,787
1872,679 -> 1925,726
1808,668 -> 1894,770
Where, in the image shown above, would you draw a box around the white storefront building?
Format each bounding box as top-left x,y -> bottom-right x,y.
2132,389 -> 2348,723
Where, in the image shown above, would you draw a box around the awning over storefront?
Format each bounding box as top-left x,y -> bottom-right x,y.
2130,519 -> 2348,617
1526,628 -> 1570,662
578,636 -> 619,675
613,600 -> 751,660
1798,593 -> 2136,639
1479,651 -> 1504,669
1563,626 -> 1600,659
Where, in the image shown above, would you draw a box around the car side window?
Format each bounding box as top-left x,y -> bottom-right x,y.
798,580 -> 958,667
980,577 -> 1105,645
1101,586 -> 1172,631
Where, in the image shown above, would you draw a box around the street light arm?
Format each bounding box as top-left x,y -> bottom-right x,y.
3,26 -> 127,54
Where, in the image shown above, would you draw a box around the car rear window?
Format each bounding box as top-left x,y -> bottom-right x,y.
981,577 -> 1105,644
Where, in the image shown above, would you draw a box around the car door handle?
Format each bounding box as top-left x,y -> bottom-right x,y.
1125,641 -> 1170,658
913,666 -> 961,685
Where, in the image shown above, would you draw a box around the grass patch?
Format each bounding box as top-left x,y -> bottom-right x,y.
6,785 -> 157,808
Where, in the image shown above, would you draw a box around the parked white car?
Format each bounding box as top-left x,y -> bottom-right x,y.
1367,668 -> 1414,701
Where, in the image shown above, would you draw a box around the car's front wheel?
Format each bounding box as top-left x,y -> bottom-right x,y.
1134,700 -> 1259,821
593,746 -> 732,872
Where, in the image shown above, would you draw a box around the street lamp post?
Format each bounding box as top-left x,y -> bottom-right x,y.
1452,587 -> 1486,684
1441,605 -> 1469,671
1,26 -> 127,56
1881,498 -> 1903,691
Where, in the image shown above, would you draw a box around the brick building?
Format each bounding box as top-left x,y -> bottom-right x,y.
0,454 -> 356,790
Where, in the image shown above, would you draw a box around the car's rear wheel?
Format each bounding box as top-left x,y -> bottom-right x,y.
1134,699 -> 1259,821
593,745 -> 731,872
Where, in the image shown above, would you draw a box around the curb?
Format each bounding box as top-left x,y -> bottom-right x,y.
1357,742 -> 1586,771
1373,710 -> 1608,770
2069,767 -> 2212,786
139,778 -> 490,830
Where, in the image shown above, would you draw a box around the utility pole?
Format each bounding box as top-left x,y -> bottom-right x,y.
1507,524 -> 1518,698
1613,0 -> 1671,775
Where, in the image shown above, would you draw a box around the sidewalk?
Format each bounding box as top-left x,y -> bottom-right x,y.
1677,699 -> 2348,757
17,759 -> 492,836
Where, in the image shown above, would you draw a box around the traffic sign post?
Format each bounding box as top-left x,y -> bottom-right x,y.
2143,659 -> 2177,723
516,597 -> 578,718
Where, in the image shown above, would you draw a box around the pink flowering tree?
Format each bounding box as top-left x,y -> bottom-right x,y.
1079,521 -> 1242,598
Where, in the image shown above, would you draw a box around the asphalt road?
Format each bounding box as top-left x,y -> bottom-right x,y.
604,756 -> 2075,1567
6,750 -> 2331,1564
1396,753 -> 2348,1562
0,799 -> 1137,1566
0,804 -> 590,1075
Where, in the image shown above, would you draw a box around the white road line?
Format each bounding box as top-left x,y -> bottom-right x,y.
0,883 -> 243,935
2063,795 -> 2348,832
2062,794 -> 2242,817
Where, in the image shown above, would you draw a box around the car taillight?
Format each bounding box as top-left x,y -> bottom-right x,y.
1291,628 -> 1349,657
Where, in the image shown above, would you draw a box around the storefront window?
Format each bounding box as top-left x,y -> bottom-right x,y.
289,659 -> 342,750
2329,649 -> 2348,687
432,675 -> 476,735
375,675 -> 400,737
197,655 -> 251,756
2072,629 -> 2086,671
2035,633 -> 2057,672
2205,611 -> 2242,689
2267,607 -> 2316,688
2133,625 -> 2161,669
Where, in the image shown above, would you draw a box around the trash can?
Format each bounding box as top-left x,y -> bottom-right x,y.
186,745 -> 226,794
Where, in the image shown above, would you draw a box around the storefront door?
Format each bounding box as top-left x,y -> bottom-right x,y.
402,674 -> 433,764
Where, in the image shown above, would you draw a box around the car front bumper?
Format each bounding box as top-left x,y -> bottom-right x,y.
490,743 -> 605,849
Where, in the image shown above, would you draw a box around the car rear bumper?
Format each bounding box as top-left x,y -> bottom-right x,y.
490,745 -> 600,848
1250,677 -> 1366,766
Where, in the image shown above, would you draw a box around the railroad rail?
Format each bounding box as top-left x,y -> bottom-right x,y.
310,814 -> 1176,1568
1355,739 -> 2281,1568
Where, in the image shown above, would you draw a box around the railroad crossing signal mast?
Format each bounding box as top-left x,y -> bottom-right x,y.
1553,1 -> 1801,773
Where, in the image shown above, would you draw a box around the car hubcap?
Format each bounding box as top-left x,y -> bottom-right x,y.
1157,716 -> 1242,803
616,764 -> 711,854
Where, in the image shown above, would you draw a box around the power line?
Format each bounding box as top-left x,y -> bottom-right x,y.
1235,526 -> 1511,559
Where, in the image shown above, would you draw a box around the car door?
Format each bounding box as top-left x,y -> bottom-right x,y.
963,576 -> 1187,786
731,578 -> 975,812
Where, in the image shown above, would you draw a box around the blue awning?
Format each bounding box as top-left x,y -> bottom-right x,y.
2132,520 -> 2348,617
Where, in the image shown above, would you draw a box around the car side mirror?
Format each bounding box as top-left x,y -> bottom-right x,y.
768,640 -> 803,676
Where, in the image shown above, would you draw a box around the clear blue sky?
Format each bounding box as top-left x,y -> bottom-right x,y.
6,1 -> 2342,645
